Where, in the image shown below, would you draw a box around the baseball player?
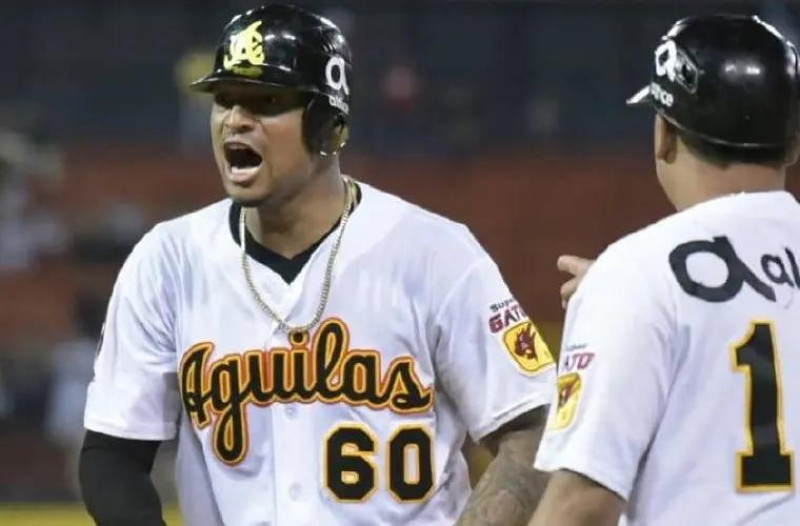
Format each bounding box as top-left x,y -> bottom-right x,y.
530,14 -> 800,526
79,5 -> 556,526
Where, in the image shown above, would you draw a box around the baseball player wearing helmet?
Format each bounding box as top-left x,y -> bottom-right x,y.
79,4 -> 555,526
531,14 -> 800,526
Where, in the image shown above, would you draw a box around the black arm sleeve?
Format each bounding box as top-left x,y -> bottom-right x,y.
79,430 -> 166,526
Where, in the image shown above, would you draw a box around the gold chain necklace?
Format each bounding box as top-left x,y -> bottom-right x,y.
239,178 -> 355,335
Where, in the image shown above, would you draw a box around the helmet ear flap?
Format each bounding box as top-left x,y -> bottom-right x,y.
303,95 -> 349,156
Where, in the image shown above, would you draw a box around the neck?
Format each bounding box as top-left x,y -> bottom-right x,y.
247,163 -> 347,258
673,156 -> 786,211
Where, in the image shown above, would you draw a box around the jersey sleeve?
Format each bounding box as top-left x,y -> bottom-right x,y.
433,254 -> 556,442
84,226 -> 182,440
533,248 -> 673,500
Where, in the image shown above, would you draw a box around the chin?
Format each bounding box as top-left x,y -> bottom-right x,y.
224,185 -> 270,207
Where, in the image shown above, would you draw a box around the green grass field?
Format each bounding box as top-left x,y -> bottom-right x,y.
0,504 -> 184,526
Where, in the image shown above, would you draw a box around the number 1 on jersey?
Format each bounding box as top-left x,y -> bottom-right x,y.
732,321 -> 794,491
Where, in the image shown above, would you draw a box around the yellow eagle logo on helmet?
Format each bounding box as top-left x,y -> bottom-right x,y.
223,21 -> 265,70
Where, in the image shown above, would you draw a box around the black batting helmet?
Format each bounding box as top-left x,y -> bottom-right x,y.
191,4 -> 352,155
628,14 -> 800,148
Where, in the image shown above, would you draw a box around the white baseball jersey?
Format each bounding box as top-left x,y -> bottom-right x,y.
535,191 -> 800,525
84,180 -> 555,526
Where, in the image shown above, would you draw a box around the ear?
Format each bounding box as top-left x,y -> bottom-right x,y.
302,96 -> 349,156
316,113 -> 349,157
655,114 -> 678,164
329,119 -> 350,154
317,118 -> 348,157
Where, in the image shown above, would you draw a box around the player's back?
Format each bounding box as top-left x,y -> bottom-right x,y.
626,191 -> 800,525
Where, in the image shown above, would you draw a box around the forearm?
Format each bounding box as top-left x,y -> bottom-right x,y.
455,428 -> 549,526
79,431 -> 165,526
528,470 -> 624,526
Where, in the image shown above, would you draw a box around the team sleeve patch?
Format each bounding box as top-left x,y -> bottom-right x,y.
550,372 -> 583,430
501,320 -> 555,374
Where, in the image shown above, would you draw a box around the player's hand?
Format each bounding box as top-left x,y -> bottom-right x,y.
557,255 -> 594,308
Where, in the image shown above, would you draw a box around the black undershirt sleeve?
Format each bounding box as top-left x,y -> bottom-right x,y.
79,430 -> 166,526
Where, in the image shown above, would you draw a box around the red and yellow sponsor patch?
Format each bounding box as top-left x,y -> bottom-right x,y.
551,372 -> 582,430
501,320 -> 555,374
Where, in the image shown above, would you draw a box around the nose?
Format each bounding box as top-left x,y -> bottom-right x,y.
224,104 -> 256,132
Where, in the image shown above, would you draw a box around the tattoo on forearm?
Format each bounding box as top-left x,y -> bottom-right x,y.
455,428 -> 549,526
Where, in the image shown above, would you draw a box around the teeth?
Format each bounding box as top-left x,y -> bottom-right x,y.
230,165 -> 260,175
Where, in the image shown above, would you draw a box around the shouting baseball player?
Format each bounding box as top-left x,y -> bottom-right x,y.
79,4 -> 555,526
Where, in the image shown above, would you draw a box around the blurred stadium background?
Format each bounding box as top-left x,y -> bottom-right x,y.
2,0 -> 800,524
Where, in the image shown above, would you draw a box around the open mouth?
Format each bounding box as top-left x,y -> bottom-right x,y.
224,142 -> 263,172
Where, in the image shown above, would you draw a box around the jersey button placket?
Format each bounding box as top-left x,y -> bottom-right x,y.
273,403 -> 316,526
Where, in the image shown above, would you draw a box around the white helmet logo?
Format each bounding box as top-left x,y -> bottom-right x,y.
650,82 -> 674,108
655,39 -> 678,82
325,56 -> 349,95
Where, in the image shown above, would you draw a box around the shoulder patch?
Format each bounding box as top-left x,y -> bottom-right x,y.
502,320 -> 555,374
550,372 -> 582,430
